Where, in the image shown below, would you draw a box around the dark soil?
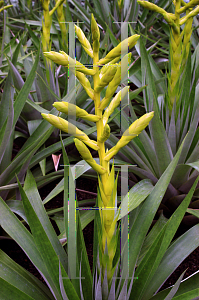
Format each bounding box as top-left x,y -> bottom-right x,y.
1,177 -> 199,294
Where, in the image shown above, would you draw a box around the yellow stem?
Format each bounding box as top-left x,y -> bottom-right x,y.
93,50 -> 109,194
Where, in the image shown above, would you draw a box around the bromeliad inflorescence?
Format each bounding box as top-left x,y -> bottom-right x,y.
138,0 -> 199,110
41,14 -> 154,285
40,0 -> 67,52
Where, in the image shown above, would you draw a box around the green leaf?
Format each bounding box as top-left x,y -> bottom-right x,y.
178,106 -> 199,164
42,160 -> 92,204
186,161 -> 199,172
60,134 -> 69,244
132,176 -> 199,299
0,197 -> 58,296
23,170 -> 68,273
0,96 -> 13,165
0,39 -> 20,128
118,179 -> 154,220
186,208 -> 199,218
17,177 -> 80,300
150,270 -> 199,299
13,46 -> 40,125
146,224 -> 199,298
0,279 -> 34,300
173,289 -> 199,299
137,212 -> 168,265
162,270 -> 186,300
0,250 -> 52,300
76,211 -> 93,299
140,36 -> 173,176
26,98 -> 49,114
101,0 -> 111,26
128,138 -> 184,281
6,200 -> 28,223
0,125 -> 53,186
59,261 -> 69,300
25,23 -> 40,49
79,210 -> 95,230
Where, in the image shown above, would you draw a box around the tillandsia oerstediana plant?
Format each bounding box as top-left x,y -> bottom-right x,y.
41,14 -> 154,285
137,0 -> 199,111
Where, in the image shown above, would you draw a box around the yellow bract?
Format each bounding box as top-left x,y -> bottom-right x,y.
74,139 -> 107,175
102,86 -> 129,127
75,25 -> 94,58
99,53 -> 131,110
98,35 -> 140,65
53,102 -> 100,122
104,112 -> 154,161
41,113 -> 99,150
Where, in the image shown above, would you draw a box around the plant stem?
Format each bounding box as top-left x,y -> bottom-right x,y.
93,51 -> 109,189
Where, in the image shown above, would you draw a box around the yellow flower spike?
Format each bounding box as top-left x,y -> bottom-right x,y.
40,0 -> 52,52
53,102 -> 101,122
98,124 -> 110,143
91,13 -> 100,53
137,0 -> 176,19
75,72 -> 95,100
98,177 -> 109,207
41,113 -> 99,150
179,5 -> 199,25
102,86 -> 129,127
98,35 -> 140,65
104,111 -> 154,161
94,65 -> 118,93
55,0 -> 67,49
182,15 -> 193,65
74,139 -> 107,175
99,53 -> 131,110
103,163 -> 115,201
101,223 -> 108,253
138,0 -> 178,32
49,0 -> 64,16
137,0 -> 199,111
178,0 -> 199,14
43,51 -> 96,76
118,0 -> 123,9
102,207 -> 115,233
75,25 -> 94,58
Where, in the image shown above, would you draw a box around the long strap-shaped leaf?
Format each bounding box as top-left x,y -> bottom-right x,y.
13,44 -> 40,126
128,137 -> 184,283
145,224 -> 199,298
0,96 -> 13,165
23,170 -> 68,273
0,278 -> 35,300
131,176 -> 199,299
76,211 -> 93,299
0,197 -> 60,299
0,39 -> 20,129
0,124 -> 53,187
17,178 -> 80,300
149,271 -> 199,299
0,250 -> 52,300
140,37 -> 173,176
